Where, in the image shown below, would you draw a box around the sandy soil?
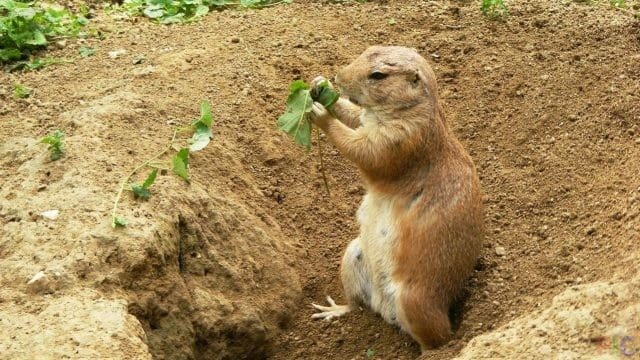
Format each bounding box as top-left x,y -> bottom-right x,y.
1,0 -> 639,359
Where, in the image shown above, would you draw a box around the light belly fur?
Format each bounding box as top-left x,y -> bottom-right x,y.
356,192 -> 400,324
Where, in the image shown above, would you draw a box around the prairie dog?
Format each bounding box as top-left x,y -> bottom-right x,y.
310,46 -> 483,350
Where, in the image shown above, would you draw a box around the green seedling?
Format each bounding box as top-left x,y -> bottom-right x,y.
131,168 -> 158,200
366,348 -> 376,358
481,0 -> 508,19
39,130 -> 64,160
0,0 -> 88,63
79,46 -> 96,57
111,100 -> 213,227
13,83 -> 31,98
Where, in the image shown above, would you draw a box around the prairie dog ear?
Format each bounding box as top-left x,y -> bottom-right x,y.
412,69 -> 428,88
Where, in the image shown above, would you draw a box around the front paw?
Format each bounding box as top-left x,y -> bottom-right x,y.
311,76 -> 334,97
310,101 -> 331,130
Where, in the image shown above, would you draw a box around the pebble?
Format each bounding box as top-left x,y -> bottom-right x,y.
41,209 -> 59,220
108,49 -> 127,59
495,246 -> 506,256
26,271 -> 52,294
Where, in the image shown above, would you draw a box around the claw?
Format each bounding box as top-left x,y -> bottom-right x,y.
311,295 -> 350,321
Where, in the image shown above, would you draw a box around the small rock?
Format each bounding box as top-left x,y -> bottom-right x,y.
230,37 -> 241,43
41,209 -> 59,220
108,49 -> 127,59
26,271 -> 53,294
132,55 -> 145,65
495,246 -> 506,256
55,40 -> 67,49
133,65 -> 155,77
585,226 -> 597,235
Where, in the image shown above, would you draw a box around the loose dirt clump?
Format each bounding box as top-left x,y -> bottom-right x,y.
1,0 -> 639,359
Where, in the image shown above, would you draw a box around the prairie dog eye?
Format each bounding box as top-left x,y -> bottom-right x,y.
368,71 -> 388,80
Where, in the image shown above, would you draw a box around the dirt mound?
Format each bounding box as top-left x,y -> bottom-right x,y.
453,272 -> 640,359
1,0 -> 639,359
0,88 -> 300,359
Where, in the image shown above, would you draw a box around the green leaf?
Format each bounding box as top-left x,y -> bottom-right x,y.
289,79 -> 309,93
189,122 -> 212,151
365,348 -> 375,358
113,216 -> 127,227
277,80 -> 313,149
39,130 -> 64,160
13,83 -> 31,98
131,184 -> 151,199
79,46 -> 95,57
143,5 -> 164,18
312,80 -> 340,109
142,168 -> 158,188
172,148 -> 190,182
25,31 -> 47,46
199,100 -> 213,127
194,4 -> 208,17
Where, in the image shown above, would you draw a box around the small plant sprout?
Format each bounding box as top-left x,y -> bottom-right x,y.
79,46 -> 96,57
13,83 -> 31,98
111,100 -> 214,227
131,168 -> 158,200
481,0 -> 508,19
365,348 -> 375,358
40,130 -> 64,160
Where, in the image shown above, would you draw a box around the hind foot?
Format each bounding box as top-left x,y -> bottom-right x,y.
311,296 -> 350,321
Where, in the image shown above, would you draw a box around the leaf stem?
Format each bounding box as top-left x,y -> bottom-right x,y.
111,129 -> 178,227
317,128 -> 331,197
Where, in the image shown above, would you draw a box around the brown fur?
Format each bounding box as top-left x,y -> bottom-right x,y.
310,46 -> 483,351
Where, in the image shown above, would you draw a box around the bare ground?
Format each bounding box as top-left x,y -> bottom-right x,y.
1,0 -> 640,359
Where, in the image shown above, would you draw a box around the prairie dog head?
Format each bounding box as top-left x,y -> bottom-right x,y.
335,46 -> 439,113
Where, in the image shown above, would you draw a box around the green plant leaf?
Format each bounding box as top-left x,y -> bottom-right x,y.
172,148 -> 190,182
79,46 -> 95,57
131,184 -> 151,199
312,80 -> 340,109
143,5 -> 164,18
39,130 -> 64,160
142,168 -> 158,188
189,122 -> 212,151
13,83 -> 31,98
113,216 -> 127,227
277,80 -> 313,149
199,100 -> 213,127
481,0 -> 508,19
25,31 -> 47,46
365,348 -> 375,358
194,4 -> 208,16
